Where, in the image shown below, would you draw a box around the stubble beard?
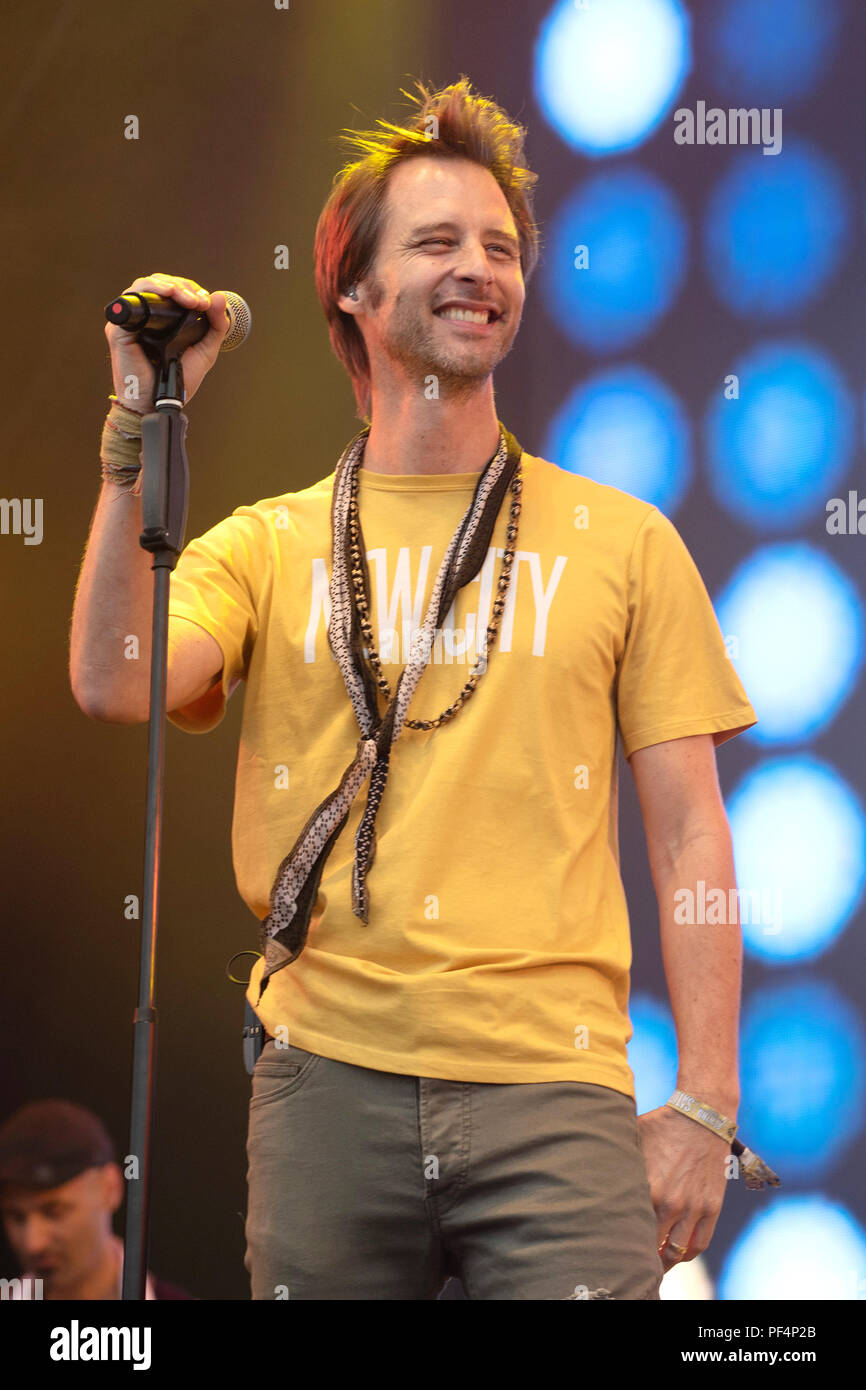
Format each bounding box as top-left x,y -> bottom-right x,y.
375,285 -> 520,402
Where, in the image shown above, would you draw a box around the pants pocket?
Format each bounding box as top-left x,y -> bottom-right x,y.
250,1040 -> 321,1106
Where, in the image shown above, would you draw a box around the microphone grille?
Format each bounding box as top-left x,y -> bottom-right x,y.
220,292 -> 252,352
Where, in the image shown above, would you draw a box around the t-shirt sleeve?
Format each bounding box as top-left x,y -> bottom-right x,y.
616,507 -> 758,758
166,507 -> 266,734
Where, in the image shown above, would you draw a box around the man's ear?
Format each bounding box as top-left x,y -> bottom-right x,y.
337,285 -> 361,315
102,1163 -> 124,1214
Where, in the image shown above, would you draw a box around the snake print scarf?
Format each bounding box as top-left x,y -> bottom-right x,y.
256,419 -> 523,1002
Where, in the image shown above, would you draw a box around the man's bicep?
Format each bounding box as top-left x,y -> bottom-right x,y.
166,614 -> 225,714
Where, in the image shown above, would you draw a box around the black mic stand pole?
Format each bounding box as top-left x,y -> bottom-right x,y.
120,312 -> 201,1300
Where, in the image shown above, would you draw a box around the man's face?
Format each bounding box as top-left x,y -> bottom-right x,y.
355,156 -> 526,398
0,1166 -> 119,1295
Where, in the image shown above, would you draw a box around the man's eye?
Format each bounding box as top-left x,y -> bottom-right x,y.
419,238 -> 514,256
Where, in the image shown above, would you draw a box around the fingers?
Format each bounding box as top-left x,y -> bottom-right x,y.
105,274 -> 230,347
658,1232 -> 692,1271
139,276 -> 230,341
126,273 -> 211,312
658,1204 -> 720,1269
655,1197 -> 697,1267
688,1210 -> 719,1258
206,290 -> 231,338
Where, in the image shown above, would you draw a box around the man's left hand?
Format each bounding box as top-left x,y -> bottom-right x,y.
637,1105 -> 731,1272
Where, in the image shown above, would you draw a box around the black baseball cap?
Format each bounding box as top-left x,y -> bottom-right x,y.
0,1100 -> 117,1190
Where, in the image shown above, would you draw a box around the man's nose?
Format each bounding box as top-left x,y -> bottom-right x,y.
17,1217 -> 52,1257
453,239 -> 494,284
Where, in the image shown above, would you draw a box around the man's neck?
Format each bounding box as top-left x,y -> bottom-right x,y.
361,380 -> 501,476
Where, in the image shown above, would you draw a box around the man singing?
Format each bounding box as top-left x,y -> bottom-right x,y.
70,77 -> 757,1300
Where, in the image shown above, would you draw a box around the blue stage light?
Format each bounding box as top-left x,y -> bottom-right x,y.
707,0 -> 843,104
738,980 -> 865,1179
727,757 -> 866,963
703,140 -> 850,318
627,994 -> 678,1115
715,544 -> 863,743
534,0 -> 691,156
543,169 -> 689,351
705,341 -> 855,530
544,365 -> 691,514
718,1196 -> 866,1300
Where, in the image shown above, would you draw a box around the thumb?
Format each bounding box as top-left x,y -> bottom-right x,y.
206,290 -> 230,340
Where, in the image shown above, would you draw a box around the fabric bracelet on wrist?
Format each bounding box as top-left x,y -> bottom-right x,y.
101,405 -> 143,493
665,1089 -> 738,1144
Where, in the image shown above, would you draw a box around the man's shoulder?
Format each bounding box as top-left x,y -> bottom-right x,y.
523,452 -> 659,533
226,472 -> 335,526
252,470 -> 335,508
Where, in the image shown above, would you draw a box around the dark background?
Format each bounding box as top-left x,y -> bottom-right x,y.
1,0 -> 863,1298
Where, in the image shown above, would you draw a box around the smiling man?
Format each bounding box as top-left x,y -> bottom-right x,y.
71,76 -> 758,1300
343,158 -> 525,469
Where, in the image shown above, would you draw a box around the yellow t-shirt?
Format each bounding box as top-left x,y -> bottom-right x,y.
167,449 -> 757,1094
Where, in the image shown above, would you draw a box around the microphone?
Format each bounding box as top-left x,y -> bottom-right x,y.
104,289 -> 251,352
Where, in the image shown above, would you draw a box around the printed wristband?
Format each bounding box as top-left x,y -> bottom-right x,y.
665,1089 -> 738,1144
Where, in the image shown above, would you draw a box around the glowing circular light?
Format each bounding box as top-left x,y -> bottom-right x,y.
543,169 -> 689,351
707,0 -> 843,104
705,340 -> 855,529
715,543 -> 863,743
660,1257 -> 714,1301
545,366 -> 691,515
718,1197 -> 866,1300
727,756 -> 866,963
738,980 -> 865,1178
703,140 -> 850,318
534,0 -> 691,155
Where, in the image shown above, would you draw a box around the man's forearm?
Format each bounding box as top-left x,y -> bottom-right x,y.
653,824 -> 742,1118
69,480 -> 157,720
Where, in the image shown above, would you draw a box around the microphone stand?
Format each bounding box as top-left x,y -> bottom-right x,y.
120,312 -> 201,1300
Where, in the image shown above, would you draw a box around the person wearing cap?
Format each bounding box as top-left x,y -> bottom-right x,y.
0,1100 -> 192,1300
